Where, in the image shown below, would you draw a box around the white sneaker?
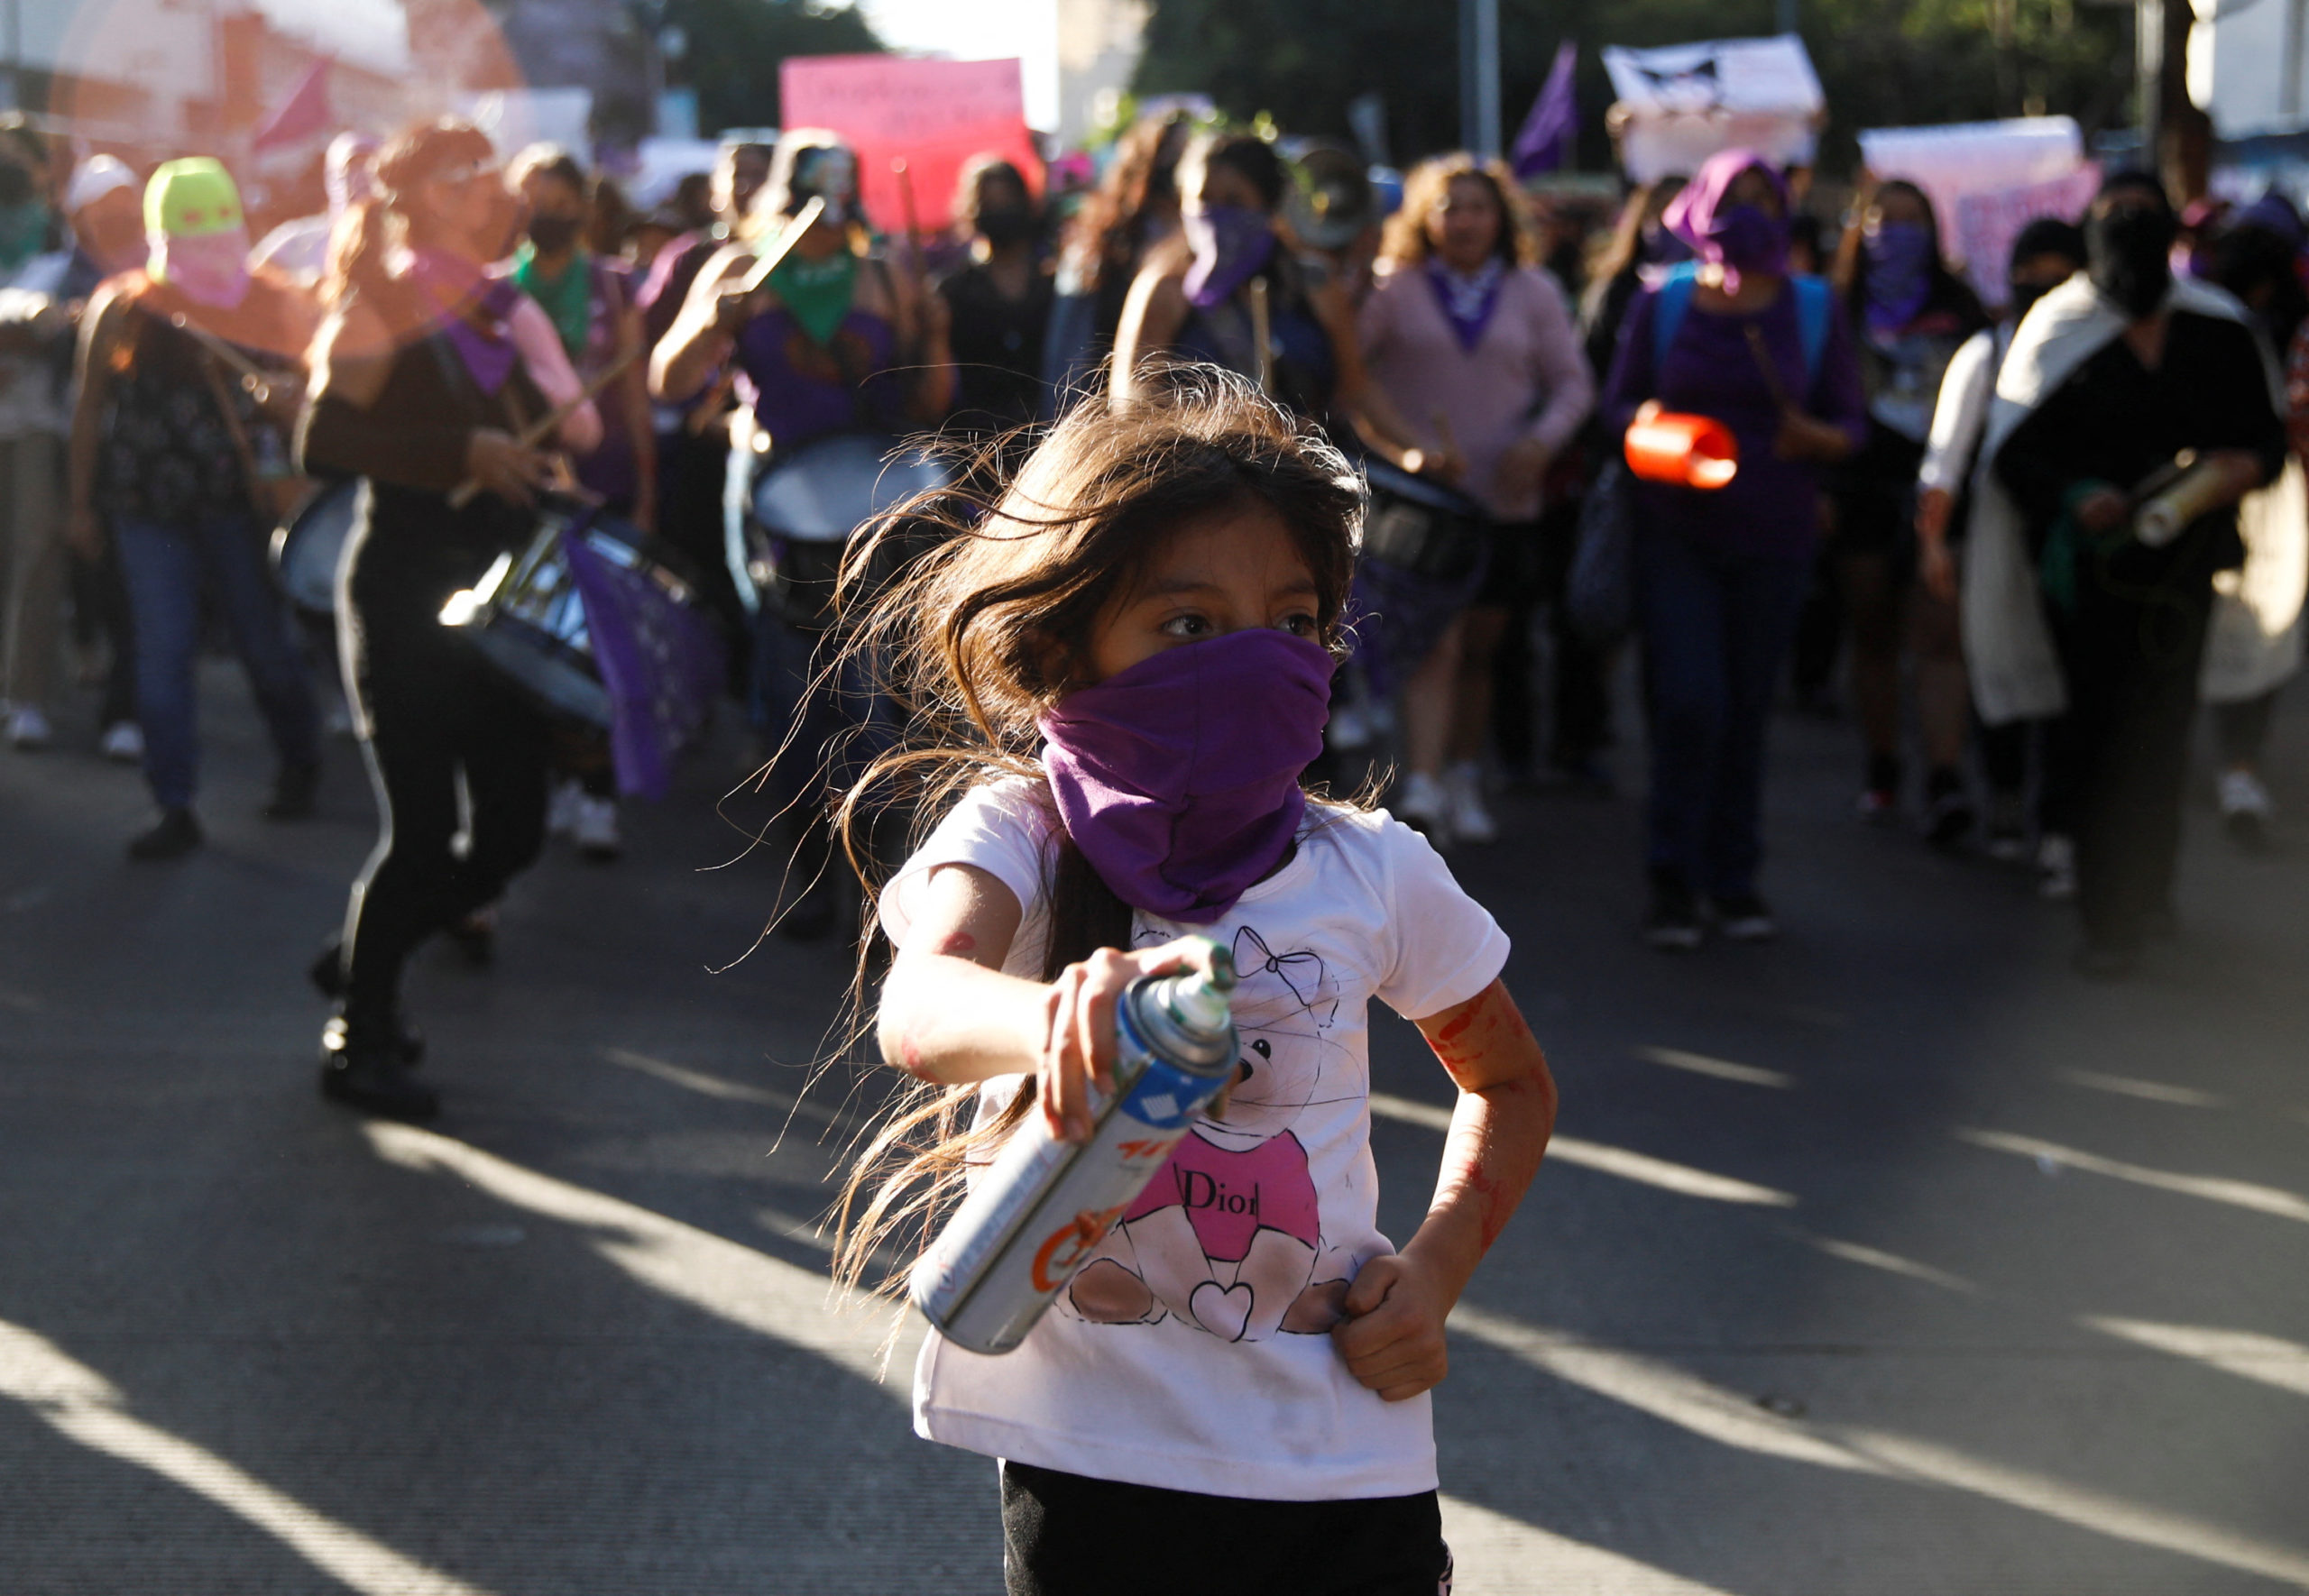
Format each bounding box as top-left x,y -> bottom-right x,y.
1395,771 -> 1451,843
2037,833 -> 2077,902
1329,700 -> 1375,752
6,706 -> 52,749
572,793 -> 622,860
547,777 -> 584,838
1445,762 -> 1498,845
98,720 -> 143,762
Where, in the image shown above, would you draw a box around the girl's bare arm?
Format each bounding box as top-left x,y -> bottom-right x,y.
1332,978 -> 1556,1401
877,861 -> 1225,1142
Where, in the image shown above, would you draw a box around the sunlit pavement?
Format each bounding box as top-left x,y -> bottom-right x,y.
4,659 -> 2306,1594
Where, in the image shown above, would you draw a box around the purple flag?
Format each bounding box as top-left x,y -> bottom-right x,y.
560,526 -> 728,802
1513,42 -> 1578,179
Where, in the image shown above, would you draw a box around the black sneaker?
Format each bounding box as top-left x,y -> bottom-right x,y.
127,807 -> 202,860
319,1018 -> 439,1120
263,761 -> 321,821
1713,893 -> 1779,942
1644,870 -> 1704,952
1923,769 -> 1974,848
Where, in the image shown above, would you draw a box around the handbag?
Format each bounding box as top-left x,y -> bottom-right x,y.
1567,459 -> 1635,647
1359,454 -> 1489,582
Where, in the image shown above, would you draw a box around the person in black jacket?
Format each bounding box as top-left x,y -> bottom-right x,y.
299,119 -> 603,1116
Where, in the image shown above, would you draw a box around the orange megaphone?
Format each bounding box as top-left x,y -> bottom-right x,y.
1624,405 -> 1739,491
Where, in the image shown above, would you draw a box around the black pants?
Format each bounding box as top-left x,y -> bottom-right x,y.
339,533 -> 549,1027
999,1461 -> 1449,1596
1495,504 -> 1612,771
2047,544 -> 2215,950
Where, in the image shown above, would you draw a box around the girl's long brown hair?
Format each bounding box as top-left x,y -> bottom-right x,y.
822,364 -> 1364,1306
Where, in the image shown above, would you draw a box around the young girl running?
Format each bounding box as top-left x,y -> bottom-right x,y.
835,370 -> 1557,1596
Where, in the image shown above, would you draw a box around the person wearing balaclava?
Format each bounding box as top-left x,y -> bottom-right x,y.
1597,146 -> 1868,951
936,155 -> 1054,442
1827,180 -> 1990,839
1977,172 -> 2287,977
1909,216 -> 2086,876
62,156 -> 322,861
650,126 -> 957,934
0,155 -> 147,757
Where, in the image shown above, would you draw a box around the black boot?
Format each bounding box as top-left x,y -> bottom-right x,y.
319,1016 -> 439,1120
264,761 -> 321,821
308,946 -> 425,1063
127,807 -> 202,860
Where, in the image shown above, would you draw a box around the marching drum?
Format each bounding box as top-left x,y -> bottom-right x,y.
271,479 -> 363,615
1357,455 -> 1489,583
744,430 -> 951,628
440,500 -> 717,729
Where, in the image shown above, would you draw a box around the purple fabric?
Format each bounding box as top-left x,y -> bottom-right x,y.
1425,259 -> 1507,353
1863,223 -> 1936,334
1661,149 -> 1790,294
1512,41 -> 1579,179
560,521 -> 729,802
408,249 -> 520,395
1347,547 -> 1488,698
732,305 -> 901,447
1600,275 -> 1869,561
1182,206 -> 1278,310
1038,628 -> 1334,924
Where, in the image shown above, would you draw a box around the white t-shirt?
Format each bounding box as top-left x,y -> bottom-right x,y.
879,776 -> 1511,1501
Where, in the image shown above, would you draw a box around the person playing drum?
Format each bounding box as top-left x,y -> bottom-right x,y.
650,128 -> 955,932
298,118 -> 603,1119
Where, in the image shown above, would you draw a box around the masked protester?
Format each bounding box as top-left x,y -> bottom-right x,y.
1597,147 -> 1868,950
63,158 -> 322,858
1972,172 -> 2287,977
1909,217 -> 2087,876
650,127 -> 957,934
1827,180 -> 1991,836
937,155 -> 1054,440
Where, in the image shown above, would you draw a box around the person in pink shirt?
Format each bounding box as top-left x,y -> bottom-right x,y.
1356,156 -> 1594,843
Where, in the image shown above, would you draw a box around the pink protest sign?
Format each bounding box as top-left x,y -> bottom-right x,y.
1953,167 -> 2102,308
779,54 -> 1042,234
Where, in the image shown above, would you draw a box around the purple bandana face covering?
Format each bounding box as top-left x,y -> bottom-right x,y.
1864,221 -> 1936,333
1182,204 -> 1278,309
1038,628 -> 1334,924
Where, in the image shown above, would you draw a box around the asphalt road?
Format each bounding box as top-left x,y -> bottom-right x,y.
3,656 -> 2306,1595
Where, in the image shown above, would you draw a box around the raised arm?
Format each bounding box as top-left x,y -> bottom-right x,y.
1109,260 -> 1189,405
1331,977 -> 1556,1402
650,243 -> 756,403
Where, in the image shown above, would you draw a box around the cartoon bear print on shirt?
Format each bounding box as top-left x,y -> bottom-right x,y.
1065,926 -> 1358,1342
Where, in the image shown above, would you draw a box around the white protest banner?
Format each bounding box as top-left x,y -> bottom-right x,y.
1603,35 -> 1824,183
1953,167 -> 2103,306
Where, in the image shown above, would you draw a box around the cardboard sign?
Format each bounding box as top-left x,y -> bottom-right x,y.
779,54 -> 1043,234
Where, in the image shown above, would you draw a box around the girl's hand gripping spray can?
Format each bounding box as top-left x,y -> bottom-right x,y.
911,941 -> 1240,1354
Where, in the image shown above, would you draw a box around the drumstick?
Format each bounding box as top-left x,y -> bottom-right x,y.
893,159 -> 921,262
736,195 -> 828,296
446,347 -> 639,510
1247,278 -> 1274,396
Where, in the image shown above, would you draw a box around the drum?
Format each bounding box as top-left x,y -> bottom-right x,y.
442,500 -> 719,729
271,480 -> 361,615
745,430 -> 951,628
1357,456 -> 1489,583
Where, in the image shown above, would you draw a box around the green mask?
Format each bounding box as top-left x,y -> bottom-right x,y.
769,250 -> 858,345
144,159 -> 245,240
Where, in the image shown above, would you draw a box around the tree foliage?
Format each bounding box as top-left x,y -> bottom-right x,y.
663,0 -> 883,134
1133,0 -> 2130,174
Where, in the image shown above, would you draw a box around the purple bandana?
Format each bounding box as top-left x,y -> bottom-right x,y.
1182,204 -> 1279,310
1864,222 -> 1936,335
1426,257 -> 1506,353
1661,149 -> 1791,295
407,247 -> 520,395
1038,628 -> 1334,924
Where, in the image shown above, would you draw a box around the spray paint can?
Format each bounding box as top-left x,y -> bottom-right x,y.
911,942 -> 1239,1355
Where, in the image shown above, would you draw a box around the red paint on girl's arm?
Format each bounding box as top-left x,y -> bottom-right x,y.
938,931 -> 978,957
899,1034 -> 938,1082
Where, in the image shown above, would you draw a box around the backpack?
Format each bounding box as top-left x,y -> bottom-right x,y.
1651,261 -> 1835,392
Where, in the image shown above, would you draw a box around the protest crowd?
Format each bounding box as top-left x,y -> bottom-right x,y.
0,50 -> 2300,1134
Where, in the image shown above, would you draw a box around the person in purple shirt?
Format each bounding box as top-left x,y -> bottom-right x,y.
1599,149 -> 1866,949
